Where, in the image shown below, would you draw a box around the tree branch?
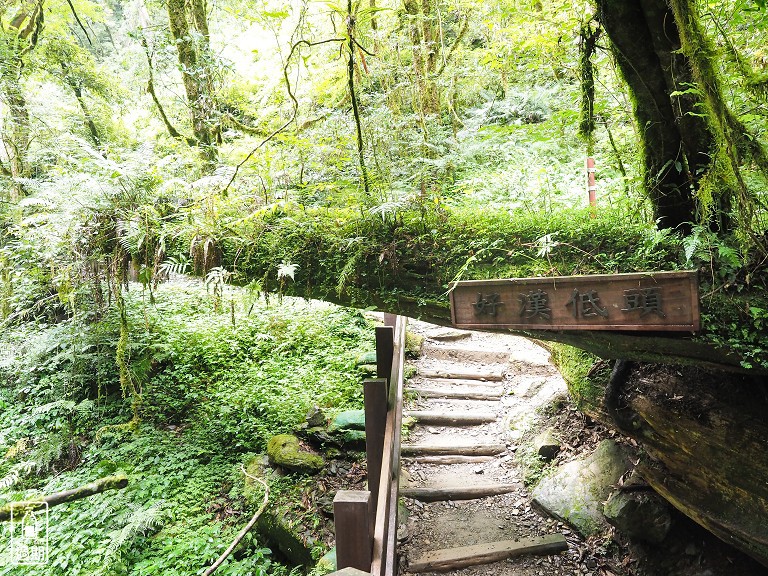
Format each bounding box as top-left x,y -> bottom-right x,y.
221,37 -> 346,195
65,0 -> 93,45
0,475 -> 128,522
203,467 -> 270,576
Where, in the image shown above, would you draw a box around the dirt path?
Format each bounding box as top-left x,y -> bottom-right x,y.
396,323 -> 596,575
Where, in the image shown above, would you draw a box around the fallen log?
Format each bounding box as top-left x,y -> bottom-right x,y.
580,363 -> 768,568
400,483 -> 519,502
406,534 -> 568,572
0,474 -> 128,521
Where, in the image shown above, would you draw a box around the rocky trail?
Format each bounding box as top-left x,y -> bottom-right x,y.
396,323 -> 599,576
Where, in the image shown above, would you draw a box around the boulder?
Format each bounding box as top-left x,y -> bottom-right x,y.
256,511 -> 314,566
532,428 -> 561,462
267,434 -> 325,474
314,547 -> 337,574
355,351 -> 377,366
328,410 -> 366,432
603,490 -> 672,544
532,439 -> 629,537
305,406 -> 327,428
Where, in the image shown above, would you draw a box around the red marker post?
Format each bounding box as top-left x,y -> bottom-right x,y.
587,157 -> 597,216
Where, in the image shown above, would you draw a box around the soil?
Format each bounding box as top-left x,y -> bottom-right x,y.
388,322 -> 768,576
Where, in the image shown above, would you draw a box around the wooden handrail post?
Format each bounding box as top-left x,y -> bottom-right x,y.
364,378 -> 388,529
334,490 -> 373,572
375,326 -> 394,385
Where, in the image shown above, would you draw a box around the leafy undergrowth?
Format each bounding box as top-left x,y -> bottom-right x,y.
0,283 -> 374,575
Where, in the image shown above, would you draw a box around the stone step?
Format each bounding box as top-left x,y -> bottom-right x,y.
400,483 -> 520,502
406,534 -> 568,573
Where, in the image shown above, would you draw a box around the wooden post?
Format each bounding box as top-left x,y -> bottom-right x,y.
375,326 -> 394,384
364,378 -> 388,528
334,490 -> 373,572
587,156 -> 597,215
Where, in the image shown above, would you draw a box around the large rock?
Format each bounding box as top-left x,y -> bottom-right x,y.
603,489 -> 672,544
257,511 -> 314,566
532,427 -> 561,462
328,410 -> 366,432
267,434 -> 325,474
532,439 -> 629,537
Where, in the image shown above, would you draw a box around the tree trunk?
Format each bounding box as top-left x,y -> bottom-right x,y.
596,0 -> 728,232
166,0 -> 217,163
0,474 -> 128,521
1,73 -> 30,200
580,362 -> 768,568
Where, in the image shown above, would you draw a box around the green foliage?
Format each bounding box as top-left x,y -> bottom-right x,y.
0,283 -> 374,574
548,344 -> 606,411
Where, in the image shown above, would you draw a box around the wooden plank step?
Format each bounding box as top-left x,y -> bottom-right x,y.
418,368 -> 505,382
403,455 -> 496,465
400,483 -> 519,502
420,377 -> 504,387
401,443 -> 506,456
404,411 -> 497,426
409,386 -> 503,400
406,533 -> 568,573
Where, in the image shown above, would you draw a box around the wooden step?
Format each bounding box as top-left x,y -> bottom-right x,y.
403,455 -> 496,465
408,386 -> 503,400
400,483 -> 519,502
406,533 -> 568,573
404,411 -> 497,426
418,368 -> 505,381
401,443 -> 506,457
419,377 -> 504,388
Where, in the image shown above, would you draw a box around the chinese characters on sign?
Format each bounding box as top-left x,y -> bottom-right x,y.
622,288 -> 666,317
473,293 -> 503,316
3,502 -> 49,566
453,271 -> 699,332
519,290 -> 551,320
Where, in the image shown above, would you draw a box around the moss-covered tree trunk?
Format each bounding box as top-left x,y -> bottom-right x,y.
0,0 -> 44,201
573,362 -> 768,567
167,0 -> 217,164
596,0 -> 731,232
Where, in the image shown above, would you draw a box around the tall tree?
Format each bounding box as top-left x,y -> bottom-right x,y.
595,0 -> 767,237
166,0 -> 219,164
0,0 -> 43,200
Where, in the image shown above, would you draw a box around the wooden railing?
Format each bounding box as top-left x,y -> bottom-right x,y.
328,314 -> 407,576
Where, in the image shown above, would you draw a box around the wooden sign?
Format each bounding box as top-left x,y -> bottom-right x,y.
449,271 -> 700,332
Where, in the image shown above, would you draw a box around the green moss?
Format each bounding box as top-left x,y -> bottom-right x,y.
548,343 -> 608,411
267,434 -> 325,474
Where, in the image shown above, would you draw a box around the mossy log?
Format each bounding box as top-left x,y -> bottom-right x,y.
581,364 -> 768,567
0,474 -> 128,521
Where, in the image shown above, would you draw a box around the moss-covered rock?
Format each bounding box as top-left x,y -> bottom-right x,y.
328,410 -> 365,432
267,434 -> 325,474
355,351 -> 377,365
531,439 -> 629,537
257,511 -> 314,566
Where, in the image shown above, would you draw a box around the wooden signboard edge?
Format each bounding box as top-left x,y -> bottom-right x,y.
449,270 -> 701,333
